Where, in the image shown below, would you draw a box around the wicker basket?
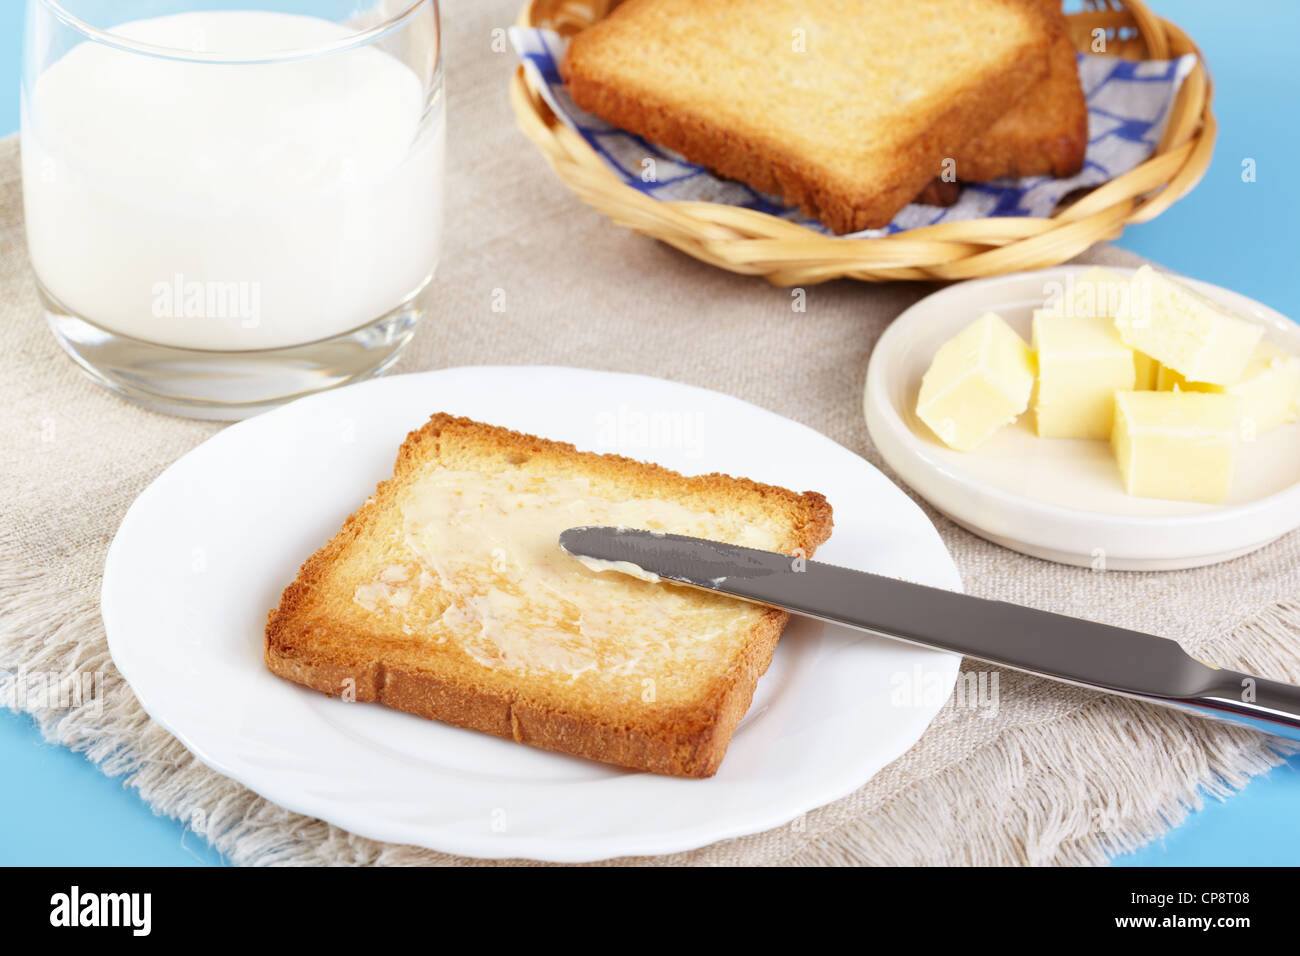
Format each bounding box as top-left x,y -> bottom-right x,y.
509,0 -> 1215,283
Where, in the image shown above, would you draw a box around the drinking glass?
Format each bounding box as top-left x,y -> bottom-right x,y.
22,0 -> 444,419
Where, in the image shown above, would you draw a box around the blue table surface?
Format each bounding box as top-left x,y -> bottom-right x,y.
2,1 -> 1298,867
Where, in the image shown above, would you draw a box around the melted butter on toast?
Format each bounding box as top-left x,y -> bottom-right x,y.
352,467 -> 782,679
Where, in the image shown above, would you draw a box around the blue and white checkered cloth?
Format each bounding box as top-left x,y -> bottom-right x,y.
510,26 -> 1197,238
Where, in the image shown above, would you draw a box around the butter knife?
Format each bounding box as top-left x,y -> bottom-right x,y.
559,526 -> 1300,743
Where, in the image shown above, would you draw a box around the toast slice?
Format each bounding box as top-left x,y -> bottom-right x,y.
265,414 -> 833,777
951,0 -> 1087,181
560,0 -> 1055,234
913,0 -> 1087,204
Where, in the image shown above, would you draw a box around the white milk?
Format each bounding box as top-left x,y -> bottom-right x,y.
22,11 -> 444,351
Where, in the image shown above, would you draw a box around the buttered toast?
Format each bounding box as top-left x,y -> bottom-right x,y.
265,414 -> 833,777
561,0 -> 1055,234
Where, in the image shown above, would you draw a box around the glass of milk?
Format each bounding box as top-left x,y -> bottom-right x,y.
21,0 -> 445,419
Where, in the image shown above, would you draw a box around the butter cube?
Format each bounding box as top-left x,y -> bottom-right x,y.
1115,265 -> 1263,385
1032,311 -> 1136,439
917,312 -> 1035,451
1111,391 -> 1241,503
1047,268 -> 1158,390
1157,341 -> 1300,439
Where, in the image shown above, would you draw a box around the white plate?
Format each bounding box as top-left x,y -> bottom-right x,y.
865,267 -> 1300,571
103,366 -> 961,862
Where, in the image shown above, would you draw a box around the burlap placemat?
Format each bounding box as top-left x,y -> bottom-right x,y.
3,0 -> 1299,866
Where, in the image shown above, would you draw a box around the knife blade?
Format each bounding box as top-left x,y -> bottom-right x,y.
559,526 -> 1300,743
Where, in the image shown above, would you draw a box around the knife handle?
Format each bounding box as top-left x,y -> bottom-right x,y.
1179,672 -> 1300,743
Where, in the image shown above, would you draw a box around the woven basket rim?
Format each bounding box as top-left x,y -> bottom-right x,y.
511,0 -> 1215,283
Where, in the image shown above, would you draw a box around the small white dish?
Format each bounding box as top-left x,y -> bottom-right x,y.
865,266 -> 1300,571
103,366 -> 961,861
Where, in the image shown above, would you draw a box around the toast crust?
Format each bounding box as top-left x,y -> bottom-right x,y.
951,0 -> 1088,180
913,0 -> 1086,202
913,178 -> 963,208
560,0 -> 1055,234
265,414 -> 833,777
